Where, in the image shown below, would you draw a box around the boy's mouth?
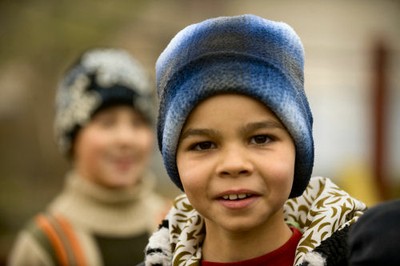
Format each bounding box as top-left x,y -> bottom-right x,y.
217,191 -> 259,209
221,194 -> 253,201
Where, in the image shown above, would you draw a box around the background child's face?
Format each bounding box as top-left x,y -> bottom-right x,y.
177,94 -> 295,233
73,106 -> 154,189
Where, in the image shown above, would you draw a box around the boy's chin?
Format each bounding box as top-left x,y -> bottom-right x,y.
99,174 -> 141,189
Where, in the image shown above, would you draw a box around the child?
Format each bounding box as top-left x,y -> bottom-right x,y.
9,48 -> 168,265
143,15 -> 366,266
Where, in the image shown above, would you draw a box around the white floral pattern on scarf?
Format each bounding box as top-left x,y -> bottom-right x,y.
144,176 -> 366,266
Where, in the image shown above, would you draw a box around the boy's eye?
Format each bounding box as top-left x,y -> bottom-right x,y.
131,117 -> 146,128
250,135 -> 271,145
191,141 -> 215,151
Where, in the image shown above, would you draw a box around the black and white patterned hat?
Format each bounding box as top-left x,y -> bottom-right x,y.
54,48 -> 154,156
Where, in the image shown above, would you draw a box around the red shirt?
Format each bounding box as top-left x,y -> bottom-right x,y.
201,227 -> 302,266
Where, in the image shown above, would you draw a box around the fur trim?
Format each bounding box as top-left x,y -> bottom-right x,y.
302,251 -> 326,266
144,224 -> 171,266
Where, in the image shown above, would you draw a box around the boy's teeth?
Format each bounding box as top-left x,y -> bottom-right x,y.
222,194 -> 249,200
238,194 -> 247,199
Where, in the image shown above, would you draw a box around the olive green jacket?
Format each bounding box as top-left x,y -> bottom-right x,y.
9,171 -> 167,266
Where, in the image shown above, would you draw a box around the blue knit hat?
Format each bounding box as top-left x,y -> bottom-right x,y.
54,48 -> 154,156
156,14 -> 314,198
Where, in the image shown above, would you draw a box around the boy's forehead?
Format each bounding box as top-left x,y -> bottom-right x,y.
178,93 -> 291,142
183,93 -> 283,126
189,92 -> 277,116
91,104 -> 151,122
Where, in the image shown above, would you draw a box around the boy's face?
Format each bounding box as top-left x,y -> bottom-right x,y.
73,106 -> 154,189
177,94 -> 295,233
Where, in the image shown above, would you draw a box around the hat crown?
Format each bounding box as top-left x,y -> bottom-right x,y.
157,14 -> 304,99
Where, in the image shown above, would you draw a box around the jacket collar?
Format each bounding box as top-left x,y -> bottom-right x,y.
144,176 -> 366,266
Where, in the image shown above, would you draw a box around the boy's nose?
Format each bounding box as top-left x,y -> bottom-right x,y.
216,145 -> 253,178
115,125 -> 136,145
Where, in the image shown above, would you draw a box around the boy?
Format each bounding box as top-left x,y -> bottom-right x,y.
143,15 -> 366,266
9,48 -> 167,265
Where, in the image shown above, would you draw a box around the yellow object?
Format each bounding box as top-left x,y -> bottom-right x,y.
336,162 -> 381,207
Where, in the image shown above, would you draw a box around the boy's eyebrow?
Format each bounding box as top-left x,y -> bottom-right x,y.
180,120 -> 285,141
180,128 -> 221,141
240,120 -> 285,134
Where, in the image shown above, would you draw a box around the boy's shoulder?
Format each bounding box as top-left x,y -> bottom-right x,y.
285,176 -> 366,265
12,212 -> 83,266
285,176 -> 366,216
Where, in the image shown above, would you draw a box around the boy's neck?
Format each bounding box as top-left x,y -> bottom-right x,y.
201,213 -> 292,262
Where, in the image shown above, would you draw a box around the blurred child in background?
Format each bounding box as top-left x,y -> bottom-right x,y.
9,48 -> 168,266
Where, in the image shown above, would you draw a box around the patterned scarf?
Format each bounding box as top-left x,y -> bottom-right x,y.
144,177 -> 366,266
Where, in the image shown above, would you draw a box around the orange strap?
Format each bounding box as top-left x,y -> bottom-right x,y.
35,214 -> 86,266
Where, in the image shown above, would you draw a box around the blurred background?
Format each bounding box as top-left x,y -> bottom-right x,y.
0,0 -> 399,263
